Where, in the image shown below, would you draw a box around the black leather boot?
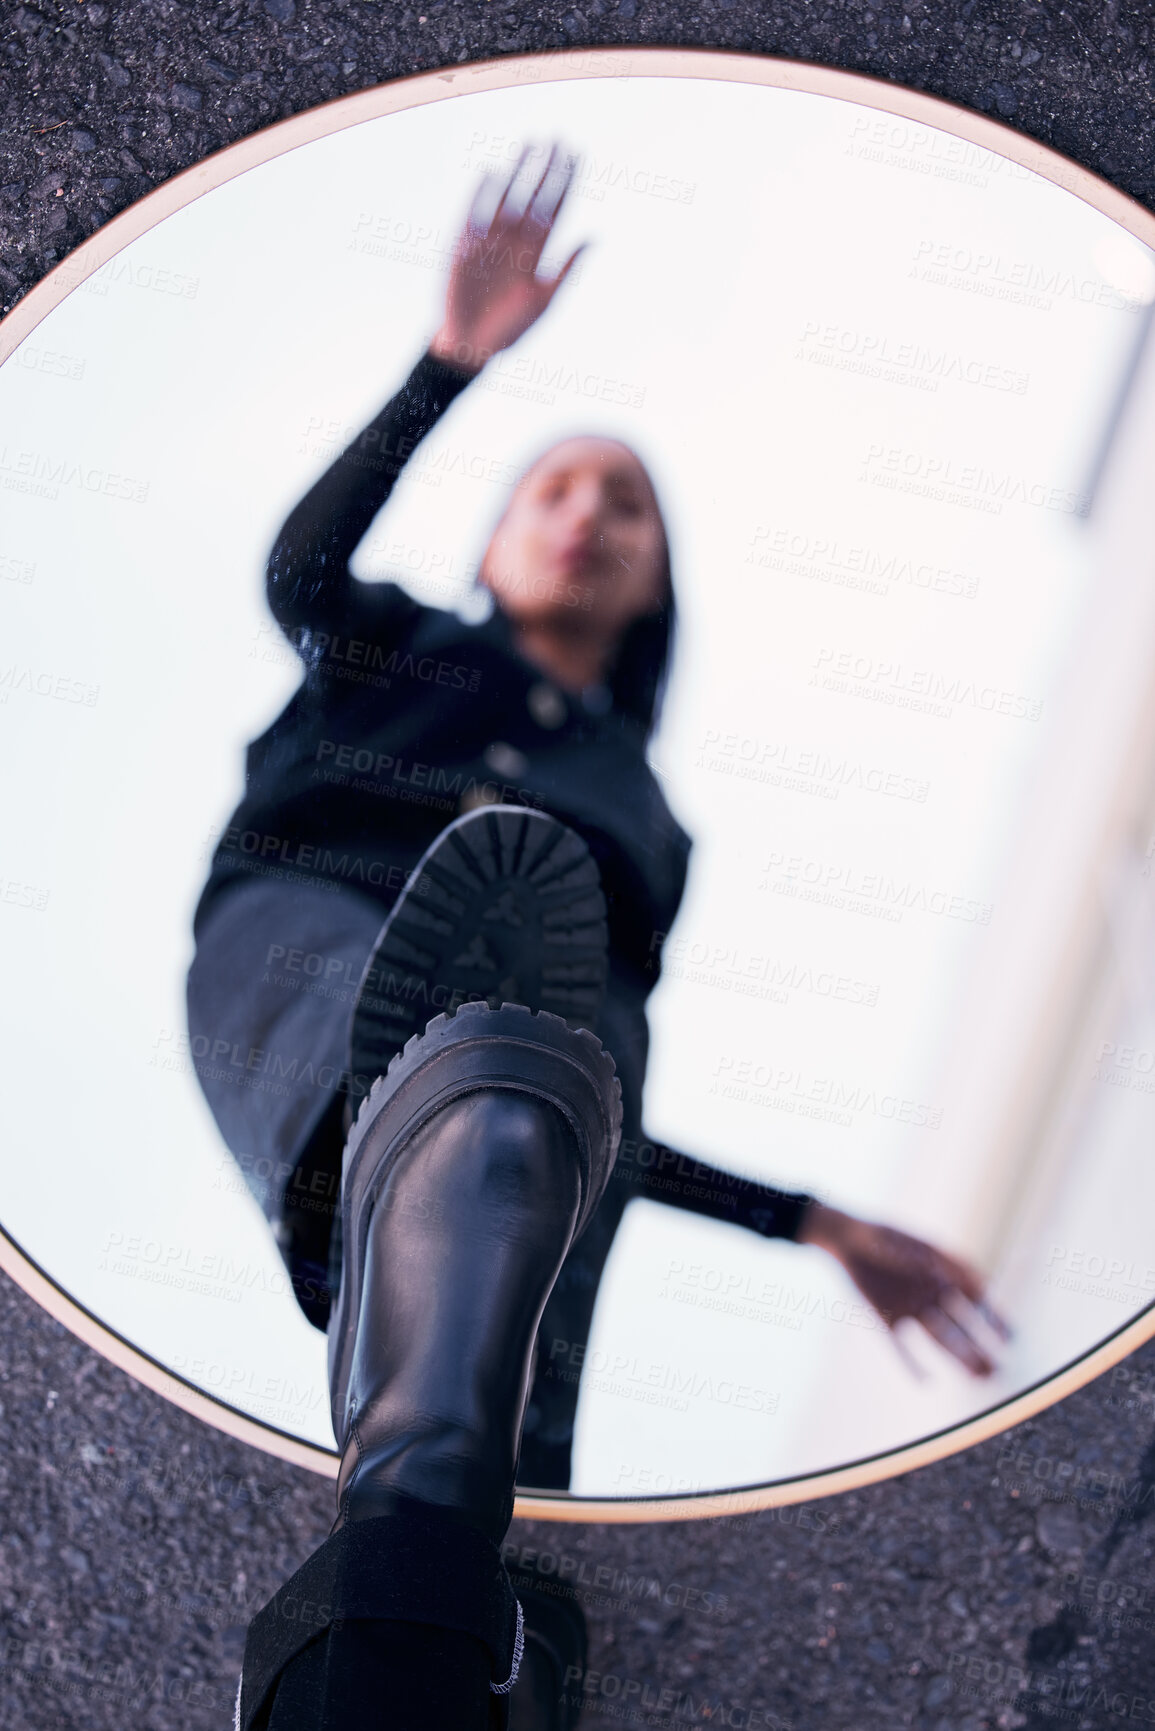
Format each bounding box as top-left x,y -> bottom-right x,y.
328,1000 -> 622,1546
237,1004 -> 620,1731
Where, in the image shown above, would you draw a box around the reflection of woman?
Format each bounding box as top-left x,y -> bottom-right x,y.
190,146 -> 1002,1730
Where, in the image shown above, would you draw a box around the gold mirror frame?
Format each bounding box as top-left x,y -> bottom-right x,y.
4,45 -> 1155,1522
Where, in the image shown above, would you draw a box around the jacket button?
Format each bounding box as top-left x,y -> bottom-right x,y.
459,787 -> 499,813
483,742 -> 529,779
527,682 -> 567,729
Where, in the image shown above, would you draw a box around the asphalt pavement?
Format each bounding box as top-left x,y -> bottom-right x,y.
3,3 -> 1155,1725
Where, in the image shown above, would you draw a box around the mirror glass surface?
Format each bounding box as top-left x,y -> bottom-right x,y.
5,68 -> 1155,1502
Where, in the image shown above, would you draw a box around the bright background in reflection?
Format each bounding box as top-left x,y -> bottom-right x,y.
2,74 -> 1155,1488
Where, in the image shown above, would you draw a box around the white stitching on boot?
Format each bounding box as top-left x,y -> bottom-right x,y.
490,1598 -> 525,1695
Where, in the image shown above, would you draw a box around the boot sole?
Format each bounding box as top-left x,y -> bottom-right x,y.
328,1001 -> 622,1445
348,808 -> 609,1094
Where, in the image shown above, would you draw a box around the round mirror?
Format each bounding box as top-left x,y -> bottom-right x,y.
5,49 -> 1155,1518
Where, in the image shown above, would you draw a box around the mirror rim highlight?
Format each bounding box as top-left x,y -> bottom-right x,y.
4,43 -> 1155,1521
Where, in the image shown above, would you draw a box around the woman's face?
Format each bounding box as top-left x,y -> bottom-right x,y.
479,437 -> 668,638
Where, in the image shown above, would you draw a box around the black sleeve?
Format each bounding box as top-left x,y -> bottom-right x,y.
265,348 -> 477,649
626,1137 -> 816,1242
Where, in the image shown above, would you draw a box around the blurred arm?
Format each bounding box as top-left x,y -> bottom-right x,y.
265,349 -> 477,648
632,1141 -> 817,1241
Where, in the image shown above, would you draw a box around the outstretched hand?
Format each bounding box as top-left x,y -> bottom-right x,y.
798,1202 -> 1011,1377
429,141 -> 587,377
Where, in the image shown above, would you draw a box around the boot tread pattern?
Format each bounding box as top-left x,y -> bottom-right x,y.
349,809 -> 609,1090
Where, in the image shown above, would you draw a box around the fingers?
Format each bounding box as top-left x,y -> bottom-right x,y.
976,1296 -> 1014,1342
888,1322 -> 930,1383
916,1299 -> 996,1376
541,242 -> 588,304
932,1251 -> 1014,1342
522,149 -> 577,248
937,1249 -> 988,1305
464,174 -> 498,241
489,142 -> 535,231
490,141 -> 578,255
521,142 -> 563,233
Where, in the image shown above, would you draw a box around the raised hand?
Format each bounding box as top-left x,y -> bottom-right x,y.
798,1202 -> 1012,1377
429,142 -> 587,376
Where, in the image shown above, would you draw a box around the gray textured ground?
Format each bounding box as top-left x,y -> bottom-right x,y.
4,3 -> 1155,1727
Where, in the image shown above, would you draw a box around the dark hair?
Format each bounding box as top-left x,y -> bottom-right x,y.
483,435 -> 678,742
604,532 -> 675,739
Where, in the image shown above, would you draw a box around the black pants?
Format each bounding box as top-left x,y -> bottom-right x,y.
186,876 -> 385,1328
